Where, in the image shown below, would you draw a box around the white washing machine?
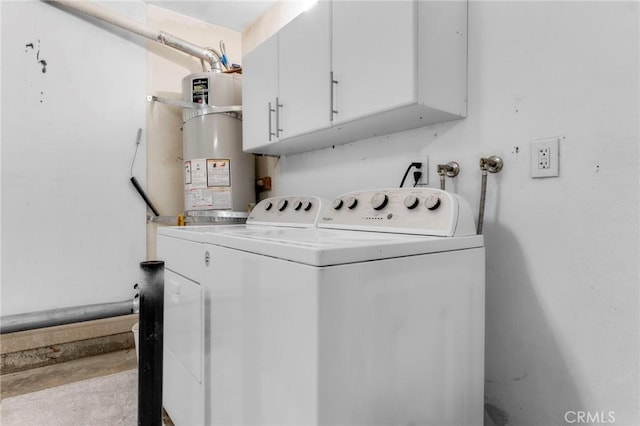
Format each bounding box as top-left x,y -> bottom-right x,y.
157,195 -> 327,426
158,188 -> 485,426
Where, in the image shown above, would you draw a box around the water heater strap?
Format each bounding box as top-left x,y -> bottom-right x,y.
182,107 -> 242,123
147,95 -> 205,110
147,95 -> 242,122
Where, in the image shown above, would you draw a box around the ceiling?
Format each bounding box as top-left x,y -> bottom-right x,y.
147,0 -> 276,32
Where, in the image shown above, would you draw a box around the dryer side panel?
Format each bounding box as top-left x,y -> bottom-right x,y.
205,244 -> 321,426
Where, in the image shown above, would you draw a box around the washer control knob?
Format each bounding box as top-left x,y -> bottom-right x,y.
371,193 -> 389,210
277,199 -> 288,211
404,195 -> 419,210
302,200 -> 313,211
332,198 -> 344,210
264,201 -> 273,211
293,200 -> 303,211
346,197 -> 358,210
425,195 -> 441,211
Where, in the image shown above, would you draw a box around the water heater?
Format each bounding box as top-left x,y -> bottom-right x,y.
181,72 -> 255,222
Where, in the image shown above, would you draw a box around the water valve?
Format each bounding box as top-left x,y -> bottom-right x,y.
479,156 -> 503,174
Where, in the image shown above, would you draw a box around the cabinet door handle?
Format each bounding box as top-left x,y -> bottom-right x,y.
276,97 -> 283,137
330,71 -> 338,121
268,102 -> 276,141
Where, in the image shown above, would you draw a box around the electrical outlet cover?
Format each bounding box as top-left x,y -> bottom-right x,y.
405,155 -> 429,187
531,137 -> 560,178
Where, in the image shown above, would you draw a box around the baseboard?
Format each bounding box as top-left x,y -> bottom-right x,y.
0,314 -> 139,374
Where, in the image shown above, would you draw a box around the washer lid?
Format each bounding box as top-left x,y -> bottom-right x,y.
160,226 -> 484,266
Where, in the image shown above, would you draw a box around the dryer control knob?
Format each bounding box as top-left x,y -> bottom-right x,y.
371,193 -> 389,210
346,197 -> 358,210
293,200 -> 303,211
404,194 -> 419,209
332,198 -> 344,210
277,199 -> 288,211
264,201 -> 273,211
425,195 -> 441,210
302,200 -> 313,211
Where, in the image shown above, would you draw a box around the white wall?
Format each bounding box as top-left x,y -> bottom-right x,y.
244,1 -> 639,425
1,1 -> 147,316
0,2 -> 243,316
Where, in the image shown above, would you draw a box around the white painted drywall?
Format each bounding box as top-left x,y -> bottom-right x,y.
1,1 -> 147,316
244,1 -> 639,425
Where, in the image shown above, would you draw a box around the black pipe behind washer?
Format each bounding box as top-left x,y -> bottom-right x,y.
138,260 -> 164,426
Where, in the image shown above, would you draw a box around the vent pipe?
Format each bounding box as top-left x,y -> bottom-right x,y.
48,0 -> 223,72
0,300 -> 135,334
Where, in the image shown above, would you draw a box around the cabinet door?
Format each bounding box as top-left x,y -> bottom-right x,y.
332,1 -> 417,123
278,0 -> 331,139
242,34 -> 279,152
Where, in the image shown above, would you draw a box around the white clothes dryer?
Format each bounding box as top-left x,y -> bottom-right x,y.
157,195 -> 327,426
158,188 -> 484,426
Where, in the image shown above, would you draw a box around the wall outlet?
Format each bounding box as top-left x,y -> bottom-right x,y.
414,156 -> 428,186
531,137 -> 560,178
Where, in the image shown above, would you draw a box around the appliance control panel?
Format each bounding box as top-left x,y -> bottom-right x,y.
319,188 -> 477,236
247,195 -> 327,227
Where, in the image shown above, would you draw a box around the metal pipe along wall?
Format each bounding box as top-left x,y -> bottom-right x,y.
0,300 -> 134,334
48,0 -> 222,71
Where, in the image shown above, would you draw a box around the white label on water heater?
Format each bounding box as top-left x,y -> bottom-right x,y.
185,158 -> 232,210
207,159 -> 231,186
211,188 -> 232,209
190,159 -> 208,187
185,188 -> 212,210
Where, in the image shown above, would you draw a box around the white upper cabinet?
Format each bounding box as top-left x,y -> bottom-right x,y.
331,1 -> 416,124
243,0 -> 468,155
278,1 -> 331,139
243,2 -> 331,153
242,35 -> 278,152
